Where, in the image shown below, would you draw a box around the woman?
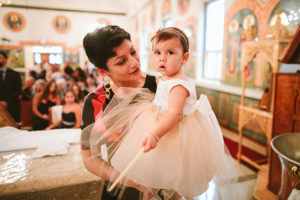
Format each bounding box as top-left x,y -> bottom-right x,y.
45,90 -> 81,129
81,25 -> 158,200
32,79 -> 61,130
70,82 -> 85,106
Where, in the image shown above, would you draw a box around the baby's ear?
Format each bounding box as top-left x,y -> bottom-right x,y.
182,52 -> 189,64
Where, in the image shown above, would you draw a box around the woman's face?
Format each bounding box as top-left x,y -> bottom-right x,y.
49,82 -> 56,93
105,39 -> 141,84
72,85 -> 80,96
64,91 -> 75,104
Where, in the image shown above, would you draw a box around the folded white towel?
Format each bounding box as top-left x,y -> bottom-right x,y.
32,138 -> 69,158
0,126 -> 81,152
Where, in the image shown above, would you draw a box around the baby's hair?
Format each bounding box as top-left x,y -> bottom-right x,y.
151,27 -> 189,53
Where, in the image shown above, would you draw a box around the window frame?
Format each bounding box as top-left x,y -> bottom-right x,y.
201,0 -> 225,81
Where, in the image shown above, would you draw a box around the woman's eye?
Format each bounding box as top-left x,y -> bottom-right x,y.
168,51 -> 174,55
117,59 -> 126,65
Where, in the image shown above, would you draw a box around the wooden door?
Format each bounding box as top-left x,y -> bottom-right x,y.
268,73 -> 300,193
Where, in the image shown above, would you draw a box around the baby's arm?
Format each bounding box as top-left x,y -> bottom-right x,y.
142,85 -> 189,152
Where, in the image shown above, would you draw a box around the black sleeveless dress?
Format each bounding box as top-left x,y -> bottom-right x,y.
60,112 -> 76,128
32,99 -> 56,130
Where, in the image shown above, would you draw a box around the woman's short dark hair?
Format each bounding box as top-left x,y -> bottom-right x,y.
83,25 -> 131,71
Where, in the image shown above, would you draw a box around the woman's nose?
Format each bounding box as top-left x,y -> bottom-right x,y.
129,55 -> 139,68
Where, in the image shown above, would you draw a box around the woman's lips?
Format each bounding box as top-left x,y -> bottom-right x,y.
130,68 -> 140,74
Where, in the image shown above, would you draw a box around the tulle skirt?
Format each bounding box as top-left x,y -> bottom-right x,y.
90,87 -> 237,199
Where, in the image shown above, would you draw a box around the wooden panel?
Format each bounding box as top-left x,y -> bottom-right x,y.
20,101 -> 33,128
268,73 -> 300,194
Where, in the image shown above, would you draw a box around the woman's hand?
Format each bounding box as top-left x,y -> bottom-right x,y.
136,184 -> 158,200
42,114 -> 49,120
141,132 -> 159,152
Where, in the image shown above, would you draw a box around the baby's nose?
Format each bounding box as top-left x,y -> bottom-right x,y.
159,55 -> 166,62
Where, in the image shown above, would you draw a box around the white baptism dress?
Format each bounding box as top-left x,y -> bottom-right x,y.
90,79 -> 235,198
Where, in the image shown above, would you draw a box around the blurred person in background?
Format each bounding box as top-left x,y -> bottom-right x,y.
20,76 -> 36,101
45,89 -> 81,129
56,78 -> 67,100
32,79 -> 61,130
70,82 -> 85,106
0,51 -> 22,123
33,79 -> 46,95
86,74 -> 97,93
73,67 -> 87,82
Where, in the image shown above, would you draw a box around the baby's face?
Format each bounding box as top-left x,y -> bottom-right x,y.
152,37 -> 189,79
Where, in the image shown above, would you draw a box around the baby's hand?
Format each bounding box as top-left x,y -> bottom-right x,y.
141,133 -> 159,152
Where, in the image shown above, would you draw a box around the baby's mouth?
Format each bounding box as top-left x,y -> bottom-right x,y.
159,65 -> 166,70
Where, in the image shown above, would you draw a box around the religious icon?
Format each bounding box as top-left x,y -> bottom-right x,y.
183,16 -> 198,78
98,18 -> 111,26
162,0 -> 171,16
178,0 -> 191,15
52,16 -> 71,34
242,14 -> 257,41
151,5 -> 156,27
227,19 -> 239,75
3,12 -> 26,32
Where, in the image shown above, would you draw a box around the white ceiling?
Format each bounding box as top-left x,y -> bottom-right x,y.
4,0 -> 150,15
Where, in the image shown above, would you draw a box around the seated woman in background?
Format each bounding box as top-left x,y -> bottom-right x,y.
70,82 -> 85,106
32,79 -> 61,130
45,90 -> 81,129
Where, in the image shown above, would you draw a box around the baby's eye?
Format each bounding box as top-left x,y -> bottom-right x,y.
154,51 -> 160,55
168,51 -> 174,55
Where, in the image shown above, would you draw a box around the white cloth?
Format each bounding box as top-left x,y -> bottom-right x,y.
32,138 -> 69,158
288,189 -> 300,200
91,85 -> 237,198
0,126 -> 81,152
51,105 -> 63,124
153,79 -> 197,115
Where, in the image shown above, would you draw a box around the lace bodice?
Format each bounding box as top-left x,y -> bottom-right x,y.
153,79 -> 197,115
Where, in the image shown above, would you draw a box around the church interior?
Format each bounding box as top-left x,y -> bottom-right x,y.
0,0 -> 300,199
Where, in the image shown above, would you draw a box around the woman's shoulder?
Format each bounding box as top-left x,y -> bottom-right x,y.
73,103 -> 82,110
33,92 -> 43,103
82,85 -> 107,111
34,92 -> 43,99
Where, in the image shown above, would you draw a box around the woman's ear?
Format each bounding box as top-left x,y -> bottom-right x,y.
182,52 -> 189,64
96,68 -> 108,77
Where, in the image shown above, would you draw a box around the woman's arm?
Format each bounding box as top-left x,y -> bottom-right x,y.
142,85 -> 189,152
81,149 -> 146,190
32,93 -> 48,119
56,95 -> 62,105
73,104 -> 82,129
45,119 -> 62,130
